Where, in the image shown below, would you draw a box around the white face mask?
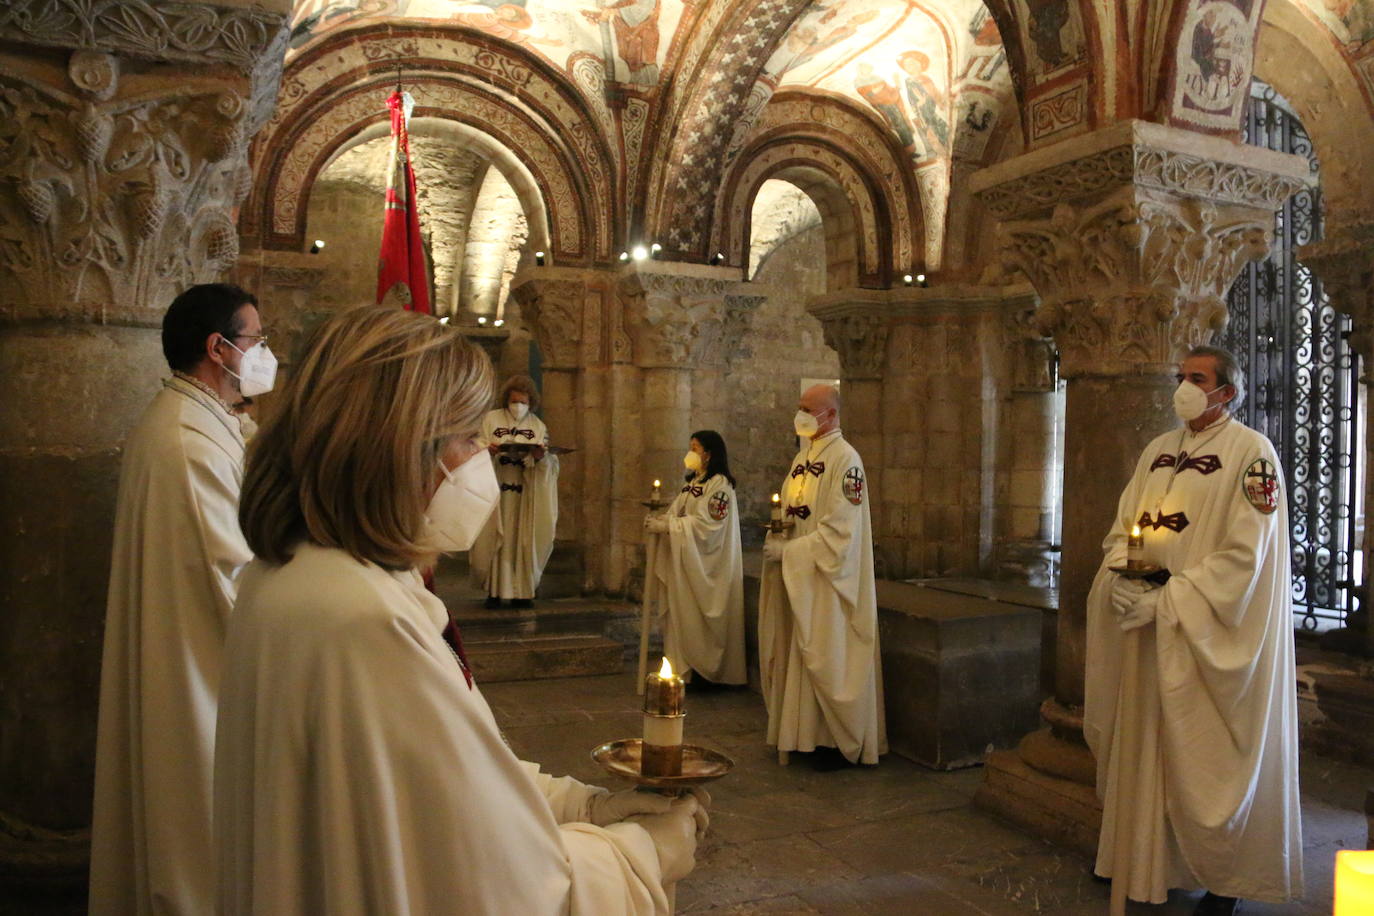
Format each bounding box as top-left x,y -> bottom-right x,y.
1173,380 -> 1222,422
420,450 -> 500,553
793,409 -> 820,438
222,338 -> 278,398
508,402 -> 529,421
683,450 -> 703,473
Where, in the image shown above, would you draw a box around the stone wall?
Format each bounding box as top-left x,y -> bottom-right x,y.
691,223 -> 839,539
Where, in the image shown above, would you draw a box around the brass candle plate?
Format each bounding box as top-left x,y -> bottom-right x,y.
591,739 -> 734,789
1108,564 -> 1163,580
761,521 -> 795,534
642,500 -> 669,509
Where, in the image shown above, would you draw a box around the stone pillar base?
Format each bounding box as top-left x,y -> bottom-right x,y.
974,698 -> 1102,855
975,747 -> 1101,857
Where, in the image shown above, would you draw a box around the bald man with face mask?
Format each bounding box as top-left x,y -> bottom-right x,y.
757,384 -> 886,771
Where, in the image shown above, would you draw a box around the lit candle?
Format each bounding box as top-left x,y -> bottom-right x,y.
642,656 -> 685,777
770,493 -> 782,523
652,478 -> 661,503
1336,850 -> 1374,914
1127,524 -> 1144,570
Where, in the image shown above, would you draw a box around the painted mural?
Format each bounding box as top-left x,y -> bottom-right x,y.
287,0 -> 687,86
760,0 -> 1007,166
1301,0 -> 1374,106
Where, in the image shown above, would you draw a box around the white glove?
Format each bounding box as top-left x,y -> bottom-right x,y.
1110,576 -> 1148,615
762,533 -> 784,563
644,514 -> 669,535
587,786 -> 711,836
587,787 -> 673,826
630,796 -> 700,884
1119,587 -> 1162,631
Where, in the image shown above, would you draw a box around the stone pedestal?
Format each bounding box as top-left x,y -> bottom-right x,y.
0,0 -> 289,885
968,119 -> 1311,846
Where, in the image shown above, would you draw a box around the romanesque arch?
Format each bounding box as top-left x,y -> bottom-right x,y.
241,24 -> 618,266
715,91 -> 922,289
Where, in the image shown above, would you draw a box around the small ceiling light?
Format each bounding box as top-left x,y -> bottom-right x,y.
493,318 -> 504,327
438,316 -> 450,325
902,274 -> 913,286
632,245 -> 648,261
534,250 -> 546,266
916,273 -> 927,285
309,239 -> 325,254
650,243 -> 662,258
477,316 -> 487,325
619,251 -> 629,262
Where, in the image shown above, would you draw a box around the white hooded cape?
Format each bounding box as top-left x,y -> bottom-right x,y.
471,407 -> 559,599
758,430 -> 886,764
215,542 -> 668,915
1083,418 -> 1302,904
647,472 -> 746,684
90,376 -> 252,915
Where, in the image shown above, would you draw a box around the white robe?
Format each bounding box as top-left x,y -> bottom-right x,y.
215,542 -> 669,915
1084,418 -> 1303,903
758,430 -> 886,764
90,376 -> 252,916
471,407 -> 559,599
647,472 -> 746,684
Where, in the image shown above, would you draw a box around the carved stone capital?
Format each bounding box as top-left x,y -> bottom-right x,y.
617,263 -> 740,369
1301,222 -> 1374,361
510,269 -> 588,370
1004,301 -> 1057,392
721,293 -> 766,364
0,43 -> 282,324
998,186 -> 1276,377
814,314 -> 889,380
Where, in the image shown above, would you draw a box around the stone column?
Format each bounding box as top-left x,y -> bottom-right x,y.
1301,222 -> 1374,655
808,286 -> 1036,581
510,266 -> 607,590
968,119 -> 1310,851
999,302 -> 1062,588
0,0 -> 289,878
617,262 -> 740,596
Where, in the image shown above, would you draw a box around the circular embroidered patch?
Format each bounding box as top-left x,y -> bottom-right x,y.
1242,457 -> 1280,514
708,491 -> 729,521
842,467 -> 865,505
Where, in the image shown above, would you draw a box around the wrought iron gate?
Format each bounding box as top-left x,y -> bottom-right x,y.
1216,80 -> 1362,630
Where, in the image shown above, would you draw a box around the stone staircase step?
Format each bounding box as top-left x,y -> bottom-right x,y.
443,596 -> 638,641
465,634 -> 626,683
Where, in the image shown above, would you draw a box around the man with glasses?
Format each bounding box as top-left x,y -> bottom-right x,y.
90,283 -> 274,915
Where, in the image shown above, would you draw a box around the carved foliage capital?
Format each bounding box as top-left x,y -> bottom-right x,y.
999,190 -> 1267,375
0,57 -> 267,322
819,314 -> 890,380
618,270 -> 733,368
511,277 -> 585,369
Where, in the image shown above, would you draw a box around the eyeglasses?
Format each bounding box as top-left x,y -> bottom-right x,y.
228,333 -> 269,347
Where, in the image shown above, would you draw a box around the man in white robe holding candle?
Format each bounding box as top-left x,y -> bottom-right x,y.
645,430 -> 746,686
758,384 -> 886,770
1084,345 -> 1302,915
471,375 -> 559,608
91,283 -> 272,915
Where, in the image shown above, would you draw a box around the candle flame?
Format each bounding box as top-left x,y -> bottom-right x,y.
1130,524 -> 1142,538
653,478 -> 661,487
771,493 -> 780,503
658,656 -> 674,678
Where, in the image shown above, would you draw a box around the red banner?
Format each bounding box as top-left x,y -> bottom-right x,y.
376,90 -> 430,313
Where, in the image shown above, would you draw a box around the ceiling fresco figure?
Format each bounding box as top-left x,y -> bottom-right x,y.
582,0 -> 662,86
854,60 -> 918,158
898,49 -> 949,160
1024,0 -> 1071,68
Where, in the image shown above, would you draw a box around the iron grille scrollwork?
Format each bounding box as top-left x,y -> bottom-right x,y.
1217,80 -> 1361,630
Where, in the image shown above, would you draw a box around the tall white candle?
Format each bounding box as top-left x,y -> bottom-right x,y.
770,493 -> 782,523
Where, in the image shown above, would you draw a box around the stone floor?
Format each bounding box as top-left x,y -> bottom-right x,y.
487,672 -> 1370,915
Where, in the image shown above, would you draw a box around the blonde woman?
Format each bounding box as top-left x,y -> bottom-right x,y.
470,375 -> 558,608
216,306 -> 702,915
